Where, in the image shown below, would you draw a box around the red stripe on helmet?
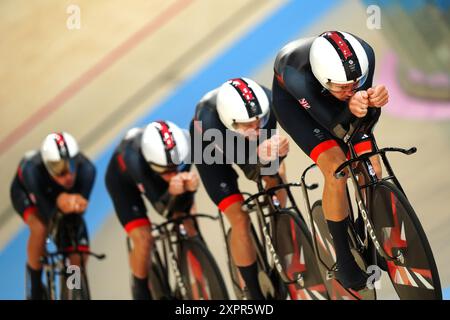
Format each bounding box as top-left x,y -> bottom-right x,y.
156,121 -> 176,150
54,132 -> 69,159
230,78 -> 255,103
326,31 -> 353,60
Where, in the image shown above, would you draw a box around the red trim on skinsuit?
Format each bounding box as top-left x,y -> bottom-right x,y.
354,140 -> 372,155
310,140 -> 340,163
346,140 -> 373,159
23,206 -> 38,222
218,194 -> 244,213
63,245 -> 90,253
117,153 -> 127,172
124,218 -> 151,234
18,165 -> 24,182
193,117 -> 203,133
275,72 -> 286,88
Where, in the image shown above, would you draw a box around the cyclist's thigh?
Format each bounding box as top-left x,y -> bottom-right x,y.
10,176 -> 40,223
315,146 -> 349,179
128,225 -> 153,249
195,160 -> 243,214
105,158 -> 150,234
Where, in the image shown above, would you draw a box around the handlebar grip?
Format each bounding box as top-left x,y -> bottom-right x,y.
94,253 -> 106,260
306,183 -> 319,190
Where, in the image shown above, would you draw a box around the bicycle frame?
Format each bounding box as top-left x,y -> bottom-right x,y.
41,215 -> 106,300
218,177 -> 318,288
145,213 -> 220,299
300,120 -> 417,272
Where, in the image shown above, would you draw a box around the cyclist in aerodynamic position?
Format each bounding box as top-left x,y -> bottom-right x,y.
105,121 -> 200,300
272,31 -> 389,290
10,132 -> 96,299
190,77 -> 290,299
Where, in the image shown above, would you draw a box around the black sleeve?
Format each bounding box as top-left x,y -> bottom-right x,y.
10,174 -> 33,214
21,163 -> 56,219
74,153 -> 96,199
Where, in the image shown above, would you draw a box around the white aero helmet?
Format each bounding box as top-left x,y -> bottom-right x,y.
310,31 -> 369,91
40,132 -> 79,177
141,121 -> 190,173
216,78 -> 270,132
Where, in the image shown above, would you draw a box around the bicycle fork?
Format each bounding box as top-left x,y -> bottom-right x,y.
346,159 -> 405,265
161,225 -> 189,300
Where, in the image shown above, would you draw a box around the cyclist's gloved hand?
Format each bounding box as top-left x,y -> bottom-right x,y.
257,134 -> 289,162
367,84 -> 389,107
349,90 -> 369,118
180,171 -> 199,192
168,174 -> 185,196
56,193 -> 87,214
72,194 -> 88,213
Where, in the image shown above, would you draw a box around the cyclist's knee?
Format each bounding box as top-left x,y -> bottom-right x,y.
224,204 -> 251,234
129,226 -> 153,255
317,147 -> 348,187
27,215 -> 47,239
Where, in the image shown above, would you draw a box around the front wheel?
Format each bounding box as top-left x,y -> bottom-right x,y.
371,181 -> 442,300
226,226 -> 285,300
60,267 -> 90,300
179,237 -> 229,300
148,248 -> 171,299
273,210 -> 329,300
311,200 -> 376,300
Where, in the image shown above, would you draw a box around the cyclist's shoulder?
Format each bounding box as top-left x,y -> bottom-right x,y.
19,150 -> 43,173
76,152 -> 96,174
117,128 -> 142,155
274,37 -> 315,72
195,88 -> 225,132
197,88 -> 219,111
17,151 -> 48,187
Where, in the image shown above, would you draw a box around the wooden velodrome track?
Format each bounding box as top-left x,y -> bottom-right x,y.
1,0 -> 449,299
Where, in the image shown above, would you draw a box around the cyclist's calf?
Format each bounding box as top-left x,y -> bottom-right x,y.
224,202 -> 256,266
26,214 -> 47,269
128,225 -> 154,278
